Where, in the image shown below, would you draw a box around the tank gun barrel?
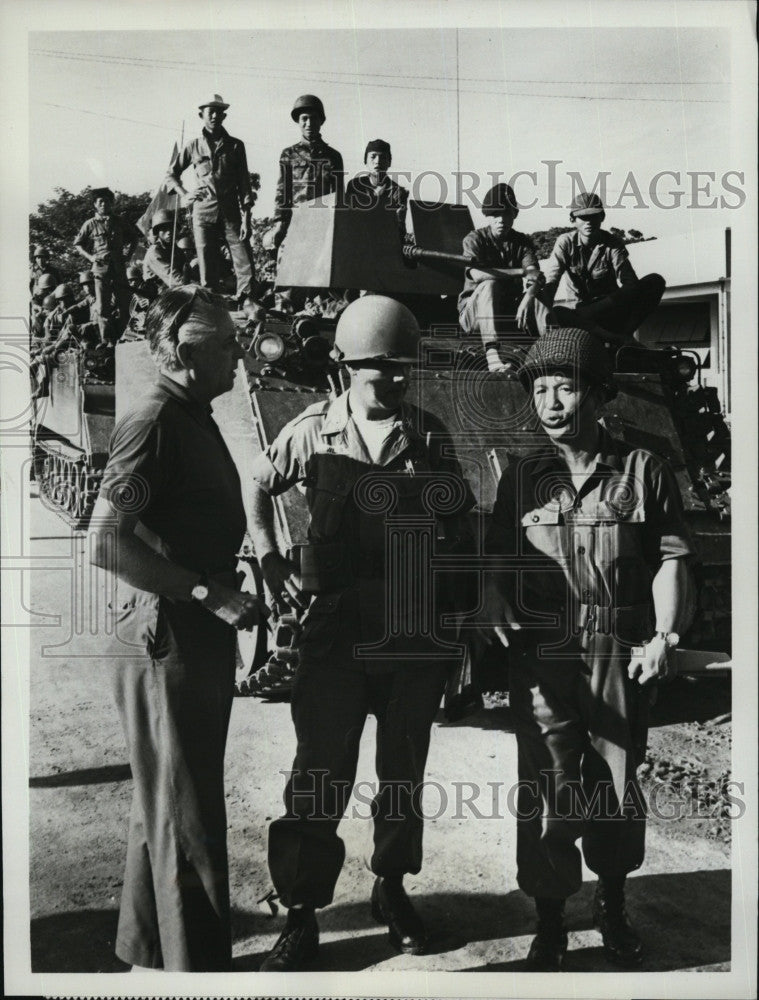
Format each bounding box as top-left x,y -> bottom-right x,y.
402,244 -> 524,278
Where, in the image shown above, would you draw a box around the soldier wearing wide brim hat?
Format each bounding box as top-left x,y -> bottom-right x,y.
484,324 -> 695,972
165,93 -> 257,305
74,184 -> 142,343
540,192 -> 666,344
198,94 -> 230,111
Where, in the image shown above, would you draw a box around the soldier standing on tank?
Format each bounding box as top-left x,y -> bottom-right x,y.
539,193 -> 666,345
73,187 -> 142,343
459,183 -> 548,373
482,327 -> 694,970
166,95 -> 257,305
142,209 -> 186,293
249,295 -> 474,971
345,139 -> 408,238
89,286 -> 270,971
267,94 -> 344,256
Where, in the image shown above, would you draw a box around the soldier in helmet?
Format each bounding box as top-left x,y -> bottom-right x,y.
166,95 -> 257,304
345,139 -> 408,238
540,193 -> 666,344
30,272 -> 58,337
29,243 -> 61,293
268,94 -> 344,255
459,183 -> 548,373
481,327 -> 695,970
42,282 -> 77,347
142,209 -> 186,294
249,295 -> 474,971
177,235 -> 199,283
73,187 -> 142,343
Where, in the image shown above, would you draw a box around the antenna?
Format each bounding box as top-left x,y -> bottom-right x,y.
456,28 -> 460,177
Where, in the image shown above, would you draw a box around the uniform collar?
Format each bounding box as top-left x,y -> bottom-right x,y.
530,426 -> 624,475
156,372 -> 213,423
319,392 -> 419,464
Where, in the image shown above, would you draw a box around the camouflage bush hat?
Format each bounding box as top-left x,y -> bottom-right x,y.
570,192 -> 605,217
519,327 -> 616,400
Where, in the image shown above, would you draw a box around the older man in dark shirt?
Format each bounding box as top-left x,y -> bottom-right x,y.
90,286 -> 269,971
167,96 -> 257,303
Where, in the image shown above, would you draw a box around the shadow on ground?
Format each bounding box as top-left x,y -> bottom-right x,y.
233,867 -> 730,973
30,764 -> 132,788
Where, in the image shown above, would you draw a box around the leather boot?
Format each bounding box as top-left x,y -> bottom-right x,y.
371,876 -> 428,955
259,907 -> 319,971
593,877 -> 644,966
523,897 -> 568,971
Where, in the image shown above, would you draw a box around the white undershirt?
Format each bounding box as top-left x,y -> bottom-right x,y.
351,409 -> 398,463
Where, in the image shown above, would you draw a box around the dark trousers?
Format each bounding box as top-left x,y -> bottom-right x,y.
111,597 -> 236,970
508,648 -> 647,900
268,662 -> 449,909
94,266 -> 132,342
553,273 -> 666,340
193,216 -> 255,299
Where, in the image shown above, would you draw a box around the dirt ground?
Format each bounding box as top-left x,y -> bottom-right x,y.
26,495 -> 733,975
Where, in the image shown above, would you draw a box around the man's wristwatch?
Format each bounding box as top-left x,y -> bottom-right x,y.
654,630 -> 680,648
190,572 -> 210,603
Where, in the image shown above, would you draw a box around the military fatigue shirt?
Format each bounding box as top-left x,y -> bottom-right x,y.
250,391 -> 475,672
543,229 -> 639,305
345,173 -> 409,236
274,138 -> 344,231
486,428 -> 695,648
458,227 -> 540,313
74,214 -> 141,276
167,127 -> 254,226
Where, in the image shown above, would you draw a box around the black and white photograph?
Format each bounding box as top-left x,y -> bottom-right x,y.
1,1 -> 757,997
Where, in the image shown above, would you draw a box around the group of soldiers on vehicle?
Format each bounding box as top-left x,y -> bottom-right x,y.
31,89 -> 666,366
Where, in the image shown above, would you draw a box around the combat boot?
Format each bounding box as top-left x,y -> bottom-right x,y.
371,876 -> 428,955
523,897 -> 568,971
259,906 -> 319,971
593,877 -> 644,966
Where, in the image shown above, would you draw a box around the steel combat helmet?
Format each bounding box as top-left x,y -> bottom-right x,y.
331,295 -> 420,364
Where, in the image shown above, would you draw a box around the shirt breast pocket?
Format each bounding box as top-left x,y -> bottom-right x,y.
192,154 -> 213,180
521,506 -> 562,559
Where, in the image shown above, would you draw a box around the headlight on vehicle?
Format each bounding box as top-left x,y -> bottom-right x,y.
254,332 -> 286,362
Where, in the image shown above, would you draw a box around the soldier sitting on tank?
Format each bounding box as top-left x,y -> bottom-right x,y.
539,193 -> 666,346
459,183 -> 548,374
250,295 -> 475,971
177,235 -> 199,283
74,186 -> 142,344
267,94 -> 344,259
31,290 -> 58,348
142,209 -> 186,295
30,273 -> 58,335
29,243 -> 62,293
40,280 -> 101,355
345,139 -> 408,239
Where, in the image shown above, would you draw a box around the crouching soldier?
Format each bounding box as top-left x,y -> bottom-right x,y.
458,183 -> 548,373
482,327 -> 694,970
142,209 -> 186,294
540,193 -> 666,345
249,295 -> 474,970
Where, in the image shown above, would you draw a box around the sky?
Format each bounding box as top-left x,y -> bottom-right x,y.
28,24 -> 742,240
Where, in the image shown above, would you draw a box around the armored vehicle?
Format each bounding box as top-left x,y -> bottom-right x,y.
32,344 -> 116,528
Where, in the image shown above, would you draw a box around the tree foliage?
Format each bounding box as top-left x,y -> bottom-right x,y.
30,187 -> 152,281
